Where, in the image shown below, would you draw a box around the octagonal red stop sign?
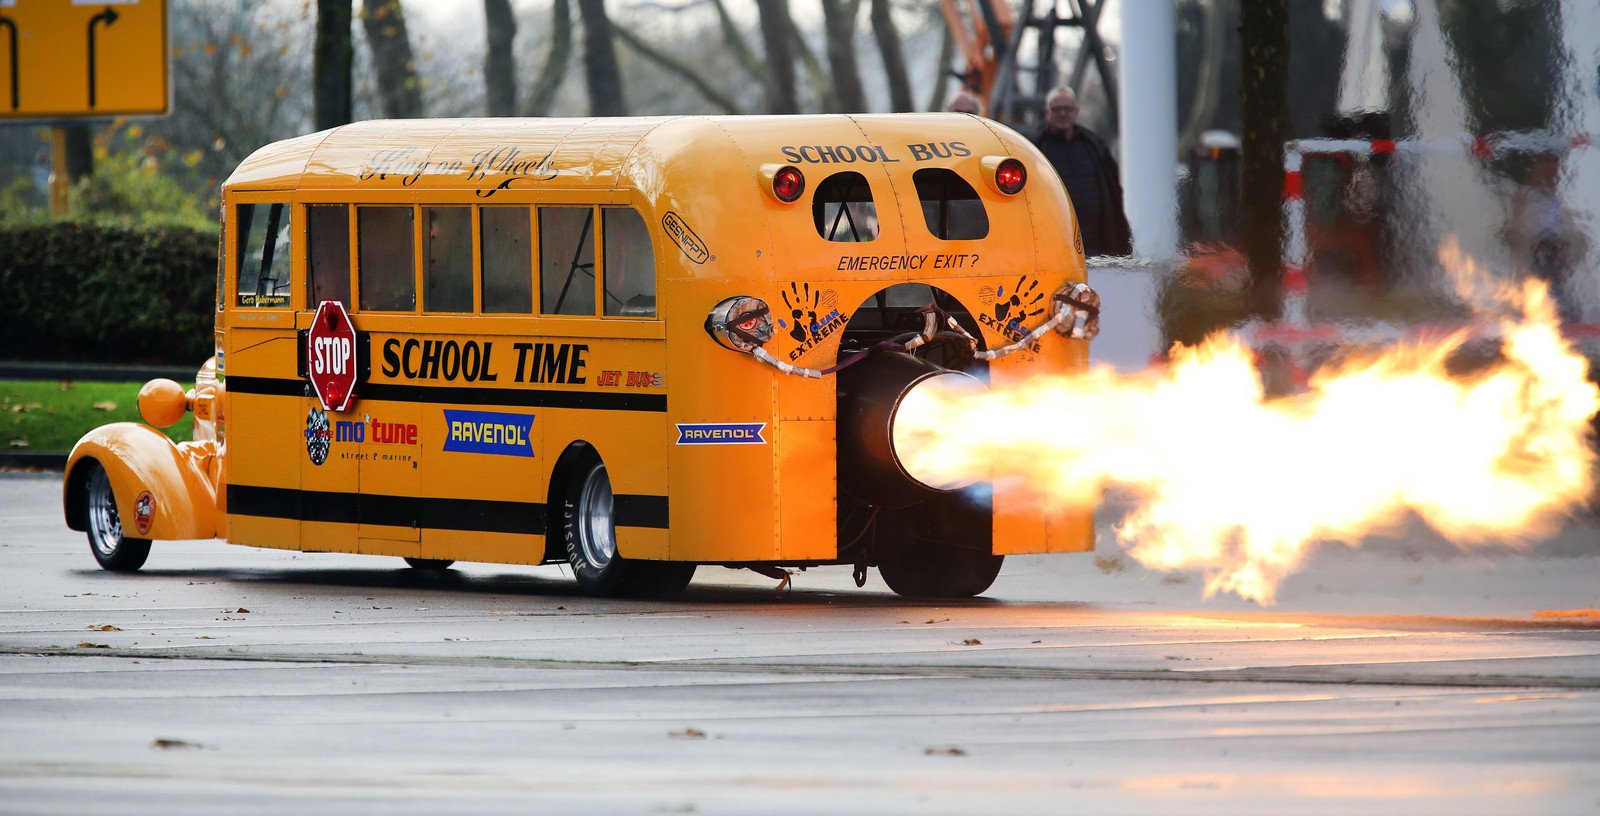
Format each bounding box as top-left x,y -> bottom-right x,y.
308,300 -> 358,412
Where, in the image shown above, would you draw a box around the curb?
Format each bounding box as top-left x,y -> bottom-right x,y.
0,451 -> 68,471
0,361 -> 196,383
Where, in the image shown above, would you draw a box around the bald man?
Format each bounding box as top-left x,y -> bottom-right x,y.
1031,87 -> 1132,257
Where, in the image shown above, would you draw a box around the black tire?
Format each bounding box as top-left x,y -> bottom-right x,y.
83,460 -> 152,572
561,454 -> 694,598
877,538 -> 1003,598
404,558 -> 455,570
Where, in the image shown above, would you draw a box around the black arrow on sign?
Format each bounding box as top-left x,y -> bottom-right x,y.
0,15 -> 17,111
87,6 -> 120,108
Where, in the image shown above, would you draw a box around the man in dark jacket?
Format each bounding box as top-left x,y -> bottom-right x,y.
1030,87 -> 1133,257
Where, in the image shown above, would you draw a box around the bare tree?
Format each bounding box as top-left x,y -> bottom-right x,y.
577,0 -> 626,115
819,0 -> 865,112
613,25 -> 740,113
711,0 -> 765,84
869,0 -> 912,112
525,0 -> 573,116
755,0 -> 799,114
314,0 -> 354,130
484,0 -> 517,116
361,0 -> 423,118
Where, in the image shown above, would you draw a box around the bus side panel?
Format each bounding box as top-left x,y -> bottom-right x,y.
774,419 -> 838,560
989,329 -> 1095,555
421,392 -> 547,566
664,281 -> 782,563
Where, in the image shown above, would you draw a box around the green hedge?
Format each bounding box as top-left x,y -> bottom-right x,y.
0,222 -> 217,365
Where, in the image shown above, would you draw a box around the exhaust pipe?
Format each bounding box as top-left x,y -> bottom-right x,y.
837,351 -> 984,508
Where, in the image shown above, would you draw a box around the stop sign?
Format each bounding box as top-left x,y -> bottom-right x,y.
307,300 -> 359,412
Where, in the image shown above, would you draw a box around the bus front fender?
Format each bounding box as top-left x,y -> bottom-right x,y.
63,423 -> 220,541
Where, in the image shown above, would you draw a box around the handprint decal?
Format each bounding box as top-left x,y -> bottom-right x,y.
780,282 -> 820,343
994,276 -> 1045,333
776,282 -> 849,362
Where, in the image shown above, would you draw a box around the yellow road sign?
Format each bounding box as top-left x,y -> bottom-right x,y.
0,0 -> 168,120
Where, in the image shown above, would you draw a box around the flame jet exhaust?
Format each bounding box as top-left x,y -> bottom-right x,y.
893,257 -> 1599,604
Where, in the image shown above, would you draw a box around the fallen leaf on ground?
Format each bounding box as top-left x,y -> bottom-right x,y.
76,642 -> 109,649
196,636 -> 216,640
86,624 -> 121,631
924,618 -> 949,624
92,401 -> 118,411
151,738 -> 204,750
960,639 -> 982,646
668,728 -> 707,739
924,746 -> 968,756
234,608 -> 251,614
8,439 -> 29,448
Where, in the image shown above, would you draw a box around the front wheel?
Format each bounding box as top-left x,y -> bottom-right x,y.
83,460 -> 151,572
877,538 -> 1003,599
561,455 -> 694,598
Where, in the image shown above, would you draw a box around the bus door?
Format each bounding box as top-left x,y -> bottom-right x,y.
226,196 -> 305,550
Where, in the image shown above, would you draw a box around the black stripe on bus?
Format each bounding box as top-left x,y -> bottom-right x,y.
228,485 -> 670,532
227,376 -> 667,412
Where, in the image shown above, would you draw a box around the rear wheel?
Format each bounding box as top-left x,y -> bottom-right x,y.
872,500 -> 1002,598
561,455 -> 695,598
83,460 -> 151,572
404,558 -> 454,571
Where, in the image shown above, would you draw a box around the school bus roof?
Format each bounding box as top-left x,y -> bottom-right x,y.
223,114 -> 1028,196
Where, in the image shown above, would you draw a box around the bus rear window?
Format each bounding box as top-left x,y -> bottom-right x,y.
358,206 -> 417,312
914,168 -> 989,240
481,207 -> 532,313
236,202 -> 291,307
602,208 -> 656,317
812,172 -> 879,243
307,204 -> 351,307
424,206 -> 473,312
540,207 -> 596,316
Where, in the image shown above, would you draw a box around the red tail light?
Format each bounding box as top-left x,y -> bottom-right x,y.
995,159 -> 1026,195
773,165 -> 805,202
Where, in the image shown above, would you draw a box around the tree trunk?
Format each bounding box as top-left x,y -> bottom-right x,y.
524,0 -> 572,116
711,0 -> 765,83
361,0 -> 423,119
613,25 -> 740,113
483,0 -> 517,116
1239,0 -> 1290,318
756,0 -> 799,114
870,0 -> 912,112
314,0 -> 354,130
819,0 -> 865,112
576,0 -> 625,116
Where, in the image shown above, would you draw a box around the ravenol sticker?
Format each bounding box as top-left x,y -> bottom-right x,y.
443,410 -> 535,457
676,423 -> 767,445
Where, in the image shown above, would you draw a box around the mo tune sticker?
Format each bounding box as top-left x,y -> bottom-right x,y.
778,283 -> 847,361
978,276 -> 1046,351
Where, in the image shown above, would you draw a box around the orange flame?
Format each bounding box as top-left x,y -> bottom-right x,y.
895,254 -> 1598,604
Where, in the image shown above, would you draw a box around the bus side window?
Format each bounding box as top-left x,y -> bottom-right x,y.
539,206 -> 596,316
602,208 -> 656,317
812,172 -> 879,243
358,206 -> 416,312
236,202 -> 292,307
307,204 -> 351,307
482,207 -> 533,313
424,206 -> 473,313
913,168 -> 990,240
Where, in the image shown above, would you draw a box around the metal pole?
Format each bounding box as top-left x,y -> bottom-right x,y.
1116,0 -> 1178,259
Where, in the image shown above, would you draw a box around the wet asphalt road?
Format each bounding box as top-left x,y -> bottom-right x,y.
1,470 -> 1597,814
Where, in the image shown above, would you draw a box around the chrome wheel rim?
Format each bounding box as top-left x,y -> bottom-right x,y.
576,464 -> 616,569
87,466 -> 122,556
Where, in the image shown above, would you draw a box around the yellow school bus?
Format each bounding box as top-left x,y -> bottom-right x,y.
61,114 -> 1100,598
